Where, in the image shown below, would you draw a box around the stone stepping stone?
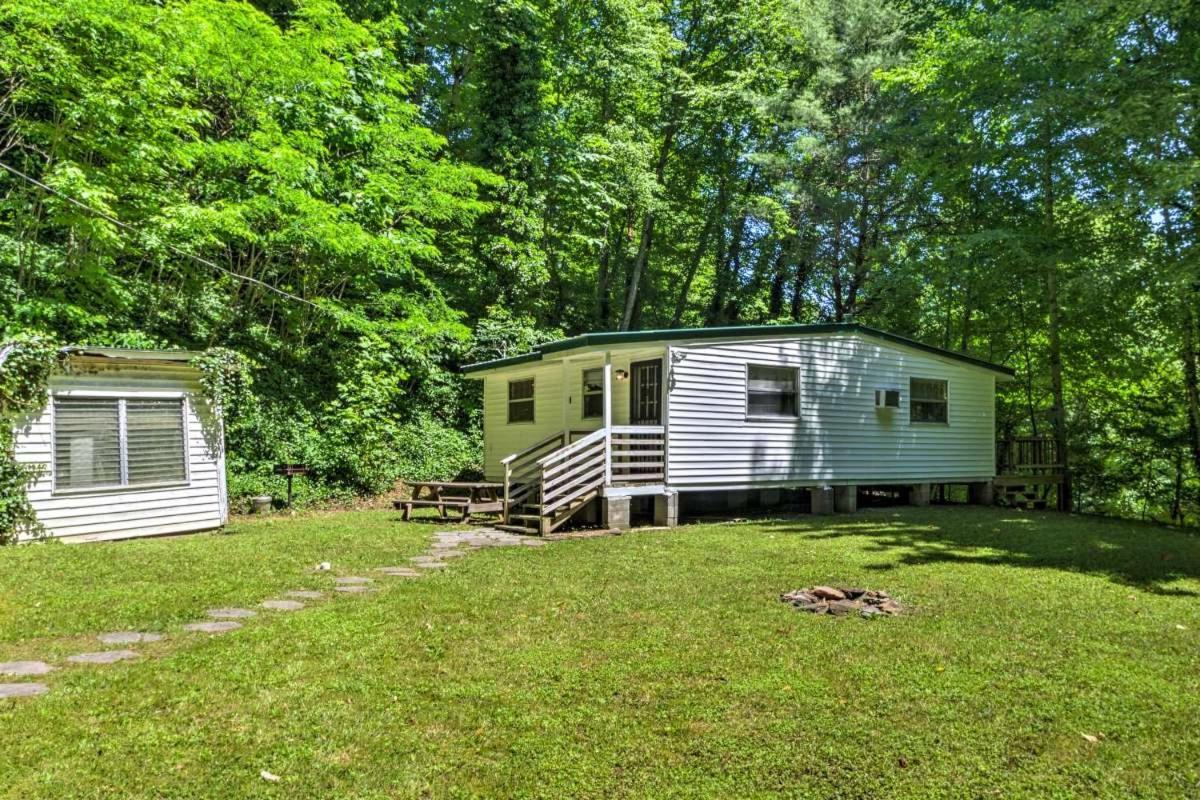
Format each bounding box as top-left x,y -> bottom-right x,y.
334,585 -> 372,594
433,549 -> 468,558
285,590 -> 324,599
412,561 -> 447,570
261,599 -> 305,611
0,683 -> 49,699
377,567 -> 421,577
98,631 -> 164,645
206,607 -> 256,619
520,539 -> 548,547
0,661 -> 53,677
183,621 -> 242,634
67,649 -> 139,665
334,576 -> 372,585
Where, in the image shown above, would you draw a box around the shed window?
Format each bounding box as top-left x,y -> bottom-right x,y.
747,365 -> 798,418
910,378 -> 948,423
53,397 -> 187,491
125,399 -> 188,484
581,368 -> 604,419
508,379 -> 535,423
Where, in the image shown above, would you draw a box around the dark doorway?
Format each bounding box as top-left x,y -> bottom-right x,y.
629,359 -> 663,425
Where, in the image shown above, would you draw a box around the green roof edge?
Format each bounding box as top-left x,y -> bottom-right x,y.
461,323 -> 1015,377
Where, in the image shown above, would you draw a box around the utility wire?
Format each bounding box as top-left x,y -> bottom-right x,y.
0,159 -> 324,311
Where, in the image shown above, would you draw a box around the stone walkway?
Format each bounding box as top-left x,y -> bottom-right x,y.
0,528 -> 540,702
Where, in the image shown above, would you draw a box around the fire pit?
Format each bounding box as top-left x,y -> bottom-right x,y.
780,586 -> 903,618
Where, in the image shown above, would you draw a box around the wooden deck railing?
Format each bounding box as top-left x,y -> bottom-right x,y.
996,436 -> 1061,475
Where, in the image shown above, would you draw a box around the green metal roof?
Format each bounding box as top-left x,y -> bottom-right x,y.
461,323 -> 1015,377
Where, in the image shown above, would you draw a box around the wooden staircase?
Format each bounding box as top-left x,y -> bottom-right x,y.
498,425 -> 664,534
995,436 -> 1063,511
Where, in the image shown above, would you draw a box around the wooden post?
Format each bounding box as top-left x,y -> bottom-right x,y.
503,463 -> 512,524
603,353 -> 613,487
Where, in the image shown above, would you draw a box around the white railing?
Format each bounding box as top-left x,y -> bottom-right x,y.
610,425 -> 665,484
538,428 -> 608,514
500,425 -> 666,525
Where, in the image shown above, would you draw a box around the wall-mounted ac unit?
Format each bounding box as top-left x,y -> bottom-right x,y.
875,388 -> 900,409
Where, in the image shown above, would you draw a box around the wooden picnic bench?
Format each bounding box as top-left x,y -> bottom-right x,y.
394,481 -> 505,522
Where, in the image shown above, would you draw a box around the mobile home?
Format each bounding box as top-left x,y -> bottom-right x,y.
462,323 -> 1014,532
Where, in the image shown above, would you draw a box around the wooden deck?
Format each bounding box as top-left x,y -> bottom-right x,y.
995,436 -> 1065,510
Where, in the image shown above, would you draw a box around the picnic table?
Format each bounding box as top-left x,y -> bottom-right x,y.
394,481 -> 505,522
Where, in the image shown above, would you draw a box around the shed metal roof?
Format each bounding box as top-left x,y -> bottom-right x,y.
61,346 -> 203,362
461,322 -> 1015,377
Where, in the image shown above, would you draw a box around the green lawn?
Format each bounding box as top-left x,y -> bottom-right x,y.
0,507 -> 1197,798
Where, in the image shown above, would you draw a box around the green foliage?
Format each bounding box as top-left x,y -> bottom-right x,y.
0,335 -> 59,543
0,0 -> 1195,522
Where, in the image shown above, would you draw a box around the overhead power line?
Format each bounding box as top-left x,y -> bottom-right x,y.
0,159 -> 323,311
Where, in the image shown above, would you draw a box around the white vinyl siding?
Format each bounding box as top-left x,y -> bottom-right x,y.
13,359 -> 226,542
666,333 -> 996,488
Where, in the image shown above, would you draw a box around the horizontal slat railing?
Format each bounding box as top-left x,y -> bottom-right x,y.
609,425 -> 665,485
502,431 -> 567,523
502,424 -> 670,528
540,429 -> 608,516
997,436 -> 1061,475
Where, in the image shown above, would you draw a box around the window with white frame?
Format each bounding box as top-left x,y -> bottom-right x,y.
909,378 -> 949,423
53,397 -> 187,491
747,365 -> 798,418
581,368 -> 604,419
507,378 -> 535,423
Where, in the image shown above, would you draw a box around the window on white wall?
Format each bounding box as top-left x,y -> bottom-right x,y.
910,378 -> 949,423
581,368 -> 603,418
747,365 -> 798,418
508,378 -> 535,423
53,397 -> 187,491
126,399 -> 188,484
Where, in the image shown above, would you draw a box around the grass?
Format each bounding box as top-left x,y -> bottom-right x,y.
0,506 -> 1197,798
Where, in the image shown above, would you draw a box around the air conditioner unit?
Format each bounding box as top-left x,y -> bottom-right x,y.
875,388 -> 900,409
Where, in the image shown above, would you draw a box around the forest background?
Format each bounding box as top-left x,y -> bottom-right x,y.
1,0 -> 1197,524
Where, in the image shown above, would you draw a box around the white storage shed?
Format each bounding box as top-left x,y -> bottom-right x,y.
11,347 -> 227,542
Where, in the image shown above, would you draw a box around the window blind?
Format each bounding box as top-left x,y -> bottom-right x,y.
53,396 -> 187,491
126,399 -> 187,484
53,398 -> 122,490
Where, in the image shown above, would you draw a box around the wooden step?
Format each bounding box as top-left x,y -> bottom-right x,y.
494,524 -> 537,535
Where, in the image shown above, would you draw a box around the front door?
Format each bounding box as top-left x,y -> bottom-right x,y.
629,359 -> 663,425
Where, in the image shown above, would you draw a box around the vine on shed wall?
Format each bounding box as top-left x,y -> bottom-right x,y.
0,337 -> 59,544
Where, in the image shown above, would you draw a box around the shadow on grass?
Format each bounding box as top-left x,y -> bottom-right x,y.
771,509 -> 1200,596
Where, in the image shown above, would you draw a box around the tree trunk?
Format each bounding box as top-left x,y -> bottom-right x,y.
619,113 -> 679,331
1042,139 -> 1071,511
1182,295 -> 1200,478
670,210 -> 716,327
